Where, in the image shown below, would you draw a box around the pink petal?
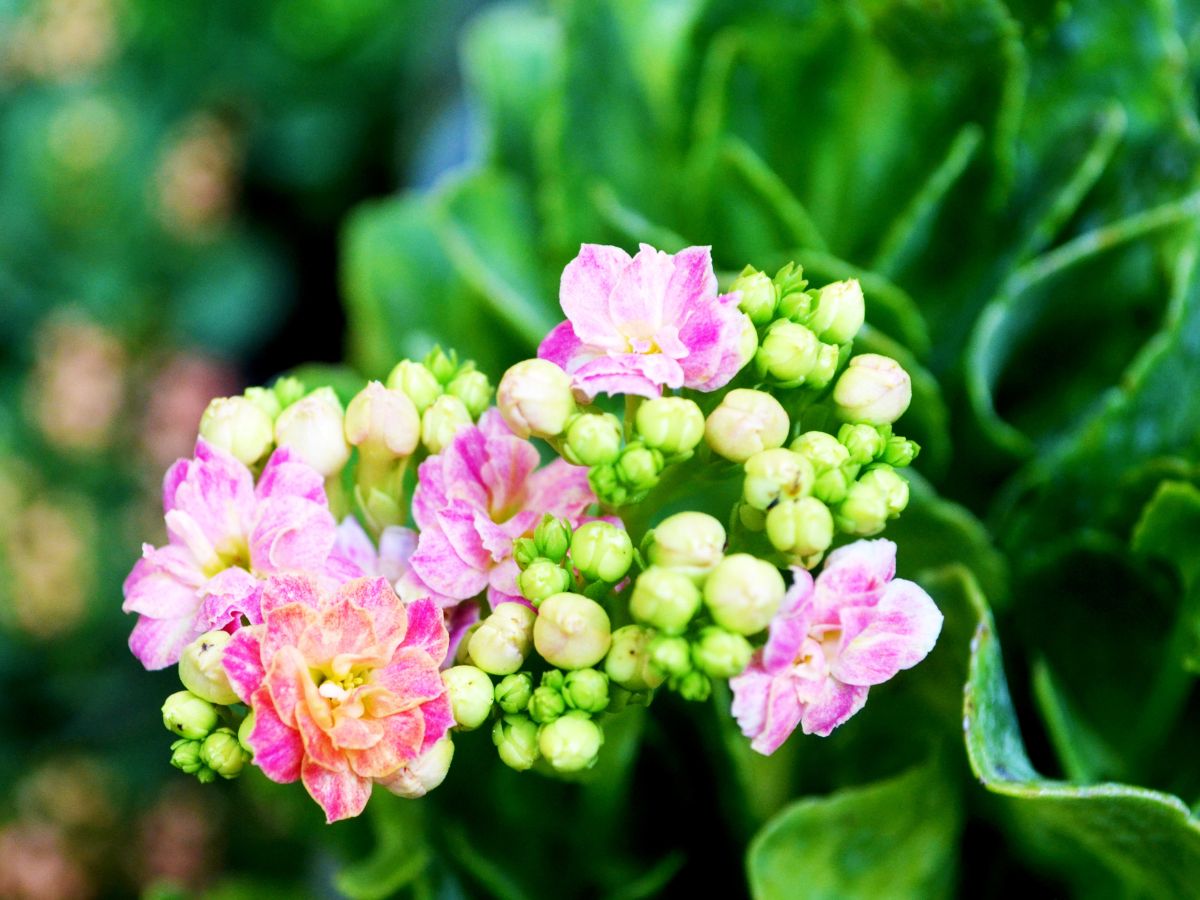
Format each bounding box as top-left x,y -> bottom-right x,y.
249,496 -> 337,575
559,243 -> 631,348
798,677 -> 870,737
346,709 -> 426,779
537,320 -> 587,369
487,558 -> 521,599
678,293 -> 747,391
398,599 -> 451,665
445,601 -> 481,666
417,692 -> 455,754
378,527 -> 418,584
122,544 -> 203,619
168,440 -> 256,551
409,523 -> 489,601
761,568 -> 815,675
255,446 -> 327,505
661,245 -> 718,324
815,539 -> 897,615
487,586 -> 531,610
607,244 -> 675,336
730,658 -> 804,756
569,353 -> 683,399
327,517 -> 379,580
260,573 -> 324,617
223,625 -> 267,704
435,502 -> 492,570
196,567 -> 262,632
524,459 -> 596,522
481,433 -> 540,518
301,757 -> 372,823
337,577 -> 407,654
127,613 -> 200,670
411,456 -> 450,531
371,647 -> 446,712
247,684 -> 304,783
830,578 -> 943,687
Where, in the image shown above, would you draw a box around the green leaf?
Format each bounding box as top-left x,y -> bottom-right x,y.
333,793 -> 430,900
1133,480 -> 1200,590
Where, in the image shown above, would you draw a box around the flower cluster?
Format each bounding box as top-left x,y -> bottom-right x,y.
124,243 -> 941,822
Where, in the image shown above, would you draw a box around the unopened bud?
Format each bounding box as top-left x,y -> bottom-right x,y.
570,522 -> 633,584
442,665 -> 495,731
629,567 -> 701,635
513,537 -> 538,569
385,737 -> 454,798
755,320 -> 819,385
162,691 -> 219,740
692,627 -> 753,678
806,279 -> 865,345
345,381 -> 421,458
422,395 -> 473,454
447,369 -> 493,420
533,516 -> 572,564
806,343 -> 841,390
386,360 -> 442,413
836,481 -> 889,536
519,559 -> 572,605
237,711 -> 255,754
562,669 -> 609,713
743,448 -> 815,511
791,431 -> 850,472
179,631 -> 238,705
529,685 -> 567,724
494,672 -> 534,714
243,386 -> 282,422
738,315 -> 760,368
645,512 -> 725,581
169,739 -> 204,776
588,464 -> 625,506
468,602 -> 536,676
492,715 -> 540,771
833,354 -> 912,425
672,669 -> 712,702
812,466 -> 854,505
539,711 -> 603,773
858,465 -> 909,517
703,554 -> 786,635
838,423 -> 886,465
200,396 -> 274,466
200,727 -> 248,779
562,413 -> 622,466
635,398 -> 705,457
274,387 -> 351,477
497,359 -> 576,439
424,346 -> 459,384
272,376 -> 306,410
882,435 -> 920,468
605,624 -> 666,691
777,289 -> 813,323
705,389 -> 789,463
731,267 -> 778,325
455,622 -> 483,664
648,634 -> 691,677
615,443 -> 663,492
533,592 -> 612,670
766,497 -> 834,558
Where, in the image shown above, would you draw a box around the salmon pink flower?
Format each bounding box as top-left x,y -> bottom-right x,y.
538,243 -> 749,399
222,575 -> 454,823
730,539 -> 942,754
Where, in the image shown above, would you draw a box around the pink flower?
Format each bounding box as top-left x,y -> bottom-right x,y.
538,243 -> 749,399
409,410 -> 595,608
730,540 -> 942,755
122,440 -> 339,670
222,575 -> 454,823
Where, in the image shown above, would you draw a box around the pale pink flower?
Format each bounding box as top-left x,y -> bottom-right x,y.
222,575 -> 453,823
538,243 -> 748,399
122,439 -> 340,670
409,410 -> 595,608
730,539 -> 942,755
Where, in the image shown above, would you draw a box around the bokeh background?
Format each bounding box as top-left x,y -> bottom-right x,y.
4,1 -> 1200,897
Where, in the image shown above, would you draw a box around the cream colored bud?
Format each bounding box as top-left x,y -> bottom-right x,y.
645,511 -> 725,582
833,354 -> 912,425
178,630 -> 239,705
704,389 -> 790,463
273,387 -> 351,477
533,592 -> 612,670
344,381 -> 420,458
421,394 -> 473,454
496,359 -> 576,439
199,396 -> 274,466
468,603 -> 536,676
703,554 -> 786,635
383,737 -> 455,798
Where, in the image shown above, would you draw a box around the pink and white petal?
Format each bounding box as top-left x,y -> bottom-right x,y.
830,579 -> 943,687
524,459 -> 596,522
476,408 -> 514,441
301,757 -> 372,824
164,510 -> 221,574
346,710 -> 426,779
197,567 -> 263,631
249,496 -> 337,575
337,577 -> 406,654
395,569 -> 458,610
762,568 -> 815,675
478,512 -> 519,560
481,434 -> 541,518
799,678 -> 870,737
411,457 -> 450,531
397,599 -> 451,666
679,298 -> 748,391
570,353 -> 683,400
162,457 -> 192,514
247,684 -> 304,783
437,428 -> 490,507
378,527 -> 418,584
260,604 -> 320,674
608,244 -> 675,335
170,440 -> 256,548
327,517 -> 379,579
487,557 -> 521,599
255,446 -> 326,505
434,502 -> 492,571
372,647 -> 445,710
328,712 -> 384,752
487,586 -> 531,610
661,245 -> 718,324
304,600 -> 379,671
409,524 -> 489,601
260,574 -> 323,617
731,660 -> 804,756
559,244 -> 631,347
128,613 -> 200,670
417,692 -> 455,754
816,539 -> 897,614
537,321 -> 587,370
222,626 -> 267,703
122,544 -> 203,619
263,645 -> 311,728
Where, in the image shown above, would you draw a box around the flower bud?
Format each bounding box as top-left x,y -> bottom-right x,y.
496,359 -> 576,439
806,279 -> 865,345
648,634 -> 692,678
274,387 -> 351,477
492,715 -> 540,771
858,465 -> 909,517
244,386 -> 282,421
812,466 -> 854,505
703,554 -> 786,635
672,670 -> 712,703
777,288 -> 813,323
605,624 -> 666,691
447,369 -> 493,420
529,685 -> 567,724
806,343 -> 842,390
755,320 -> 819,385
162,691 -> 219,740
588,464 -> 626,507
541,669 -> 565,691
791,431 -> 850,472
833,354 -> 912,425
705,389 -> 789,463
882,435 -> 920,468
836,481 -> 889,536
738,314 -> 760,368
739,502 -> 766,532
199,396 -> 274,466
469,602 -> 536,676
424,346 -> 459,384
743,449 -> 815,511
533,592 -> 612,670
495,672 -> 534,714
562,413 -> 622,467
731,266 -> 778,325
421,394 -> 473,454
766,497 -> 834,558
513,537 -> 538,569
345,381 -> 421,458
838,423 -> 886,465
385,737 -> 454,798
629,567 -> 701,635
615,443 -> 663,492
635,398 -> 705,457
237,711 -> 255,754
272,376 -> 307,410
169,739 -> 205,776
455,623 -> 482,664
533,515 -> 572,564
562,669 -> 609,713
645,512 -> 725,581
539,711 -> 604,773
200,727 -> 248,779
570,522 -> 633,584
519,559 -> 572,605
178,630 -> 238,705
442,665 -> 495,731
386,360 -> 442,413
691,626 -> 753,678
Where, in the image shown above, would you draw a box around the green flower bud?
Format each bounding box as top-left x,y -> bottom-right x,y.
691,626 -> 753,678
386,360 -> 443,413
833,354 -> 912,425
495,672 -> 534,714
529,685 -> 567,724
812,466 -> 854,505
672,670 -> 712,703
705,389 -> 790,463
739,502 -> 767,532
492,715 -> 540,771
243,386 -> 282,422
274,387 -> 351,477
570,522 -> 633,584
615,443 -> 663,492
562,413 -> 622,467
777,288 -> 813,323
806,343 -> 841,390
237,711 -> 255,754
838,423 -> 886,465
469,603 -> 536,676
731,266 -> 778,325
199,396 -> 274,466
648,634 -> 692,678
540,669 -> 565,691
645,512 -> 725,581
629,567 -> 701,635
162,691 -> 219,740
743,448 -> 815,511
513,537 -> 539,569
836,481 -> 890,537
858,465 -> 909,517
169,739 -> 204,776
533,592 -> 612,670
345,381 -> 421,458
385,736 -> 455,798
533,515 -> 572,564
635,397 -> 705,456
738,314 -> 760,369
519,559 -> 572,605
424,346 -> 459,384
497,359 -> 576,439
755,320 -> 820,385
806,279 -> 865,345
538,711 -> 604,773
882,435 -> 920,468
605,624 -> 666,691
447,369 -> 493,420
455,623 -> 482,664
562,669 -> 609,713
766,497 -> 835,558
588,463 -> 626,507
272,376 -> 307,410
791,431 -> 851,472
441,665 -> 495,731
200,727 -> 248,779
178,630 -> 239,705
421,394 -> 473,454
703,554 -> 786,635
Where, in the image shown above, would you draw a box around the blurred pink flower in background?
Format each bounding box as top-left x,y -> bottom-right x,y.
140,352 -> 240,469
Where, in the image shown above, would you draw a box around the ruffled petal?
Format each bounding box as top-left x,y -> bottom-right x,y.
301,757 -> 372,824
798,677 -> 870,737
398,598 -> 451,664
830,578 -> 943,687
247,684 -> 304,783
249,496 -> 337,575
196,566 -> 263,631
569,353 -> 683,400
607,244 -> 675,337
127,613 -> 200,670
222,625 -> 267,704
122,544 -> 203,619
255,445 -> 327,505
409,523 -> 489,601
559,243 -> 631,348
761,568 -> 815,675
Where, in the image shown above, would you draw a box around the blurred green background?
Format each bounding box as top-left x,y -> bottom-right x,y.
5,1 -> 1200,897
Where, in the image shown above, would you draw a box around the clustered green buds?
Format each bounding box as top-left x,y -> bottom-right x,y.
495,672 -> 534,715
562,412 -> 623,466
703,554 -> 786,635
731,266 -> 778,325
421,394 -> 473,453
493,715 -> 541,771
200,727 -> 249,779
447,368 -> 493,420
386,359 -> 443,413
644,512 -> 725,582
635,397 -> 705,458
569,521 -> 633,584
538,712 -> 604,773
162,690 -> 219,740
605,624 -> 666,691
630,567 -> 701,634
519,559 -> 573,605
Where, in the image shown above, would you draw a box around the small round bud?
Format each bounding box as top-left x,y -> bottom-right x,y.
766,497 -> 834,558
344,381 -> 421,458
703,554 -> 786,635
513,537 -> 539,569
836,481 -> 890,537
648,635 -> 692,677
812,467 -> 854,505
386,360 -> 443,413
162,691 -> 219,740
882,435 -> 920,468
272,377 -> 307,410
857,465 -> 909,517
739,502 -> 767,532
421,394 -> 473,454
455,623 -> 483,665
385,737 -> 455,798
588,464 -> 625,507
806,279 -> 865,345
496,359 -> 576,439
200,727 -> 249,779
199,396 -> 274,466
495,672 -> 534,714
731,267 -> 778,325
562,413 -> 622,467
529,685 -> 567,724
791,431 -> 849,472
570,522 -> 633,584
806,343 -> 841,390
743,449 -> 815,511
562,669 -> 609,713
178,630 -> 238,705
533,516 -> 572,564
519,559 -> 572,605
424,346 -> 459,384
274,387 -> 351,477
533,592 -> 612,670
469,603 -> 536,676
605,624 -> 666,691
777,289 -> 812,323
541,669 -> 565,691
672,670 -> 712,703
243,386 -> 282,421
538,711 -> 604,773
838,423 -> 886,465
237,711 -> 255,754
755,320 -> 819,385
692,626 -> 753,678
635,398 -> 705,456
629,567 -> 701,635
169,739 -> 204,776
447,369 -> 493,420
705,389 -> 790,463
615,443 -> 663,492
645,512 -> 725,581
492,715 -> 540,771
833,354 -> 912,425
442,665 -> 495,731
738,314 -> 760,368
